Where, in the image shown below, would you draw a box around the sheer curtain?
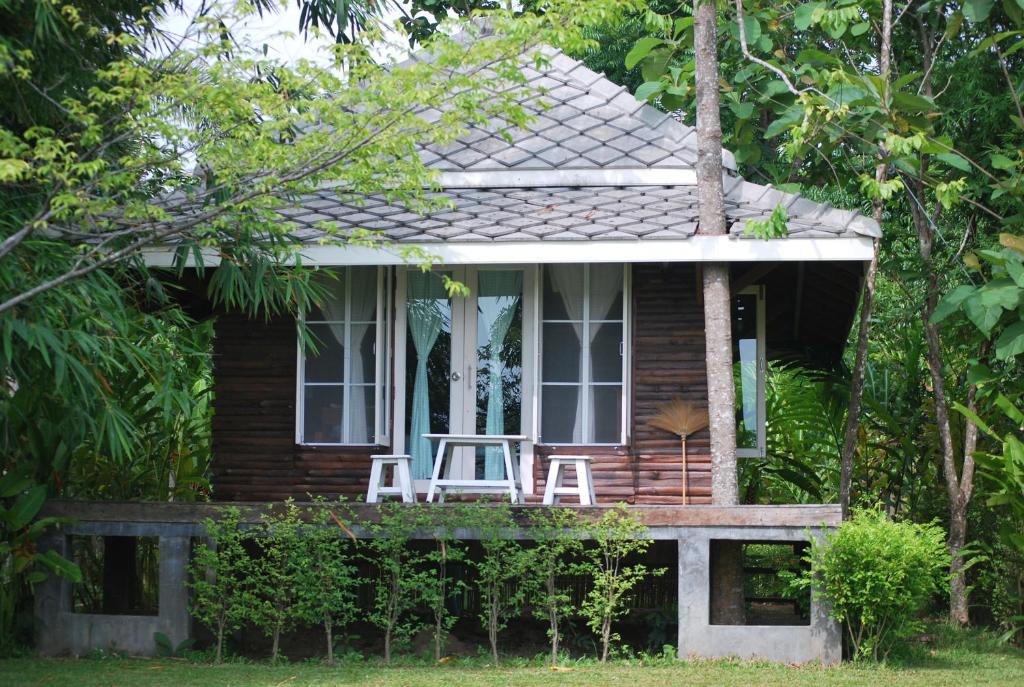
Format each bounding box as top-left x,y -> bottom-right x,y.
348,267 -> 377,443
549,265 -> 586,442
477,271 -> 522,479
587,265 -> 623,441
408,273 -> 445,479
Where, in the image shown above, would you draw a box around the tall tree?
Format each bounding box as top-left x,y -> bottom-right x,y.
693,0 -> 743,625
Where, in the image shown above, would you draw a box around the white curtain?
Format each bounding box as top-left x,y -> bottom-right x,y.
408,273 -> 445,479
586,265 -> 623,441
316,271 -> 347,346
348,268 -> 378,443
477,271 -> 522,479
549,265 -> 586,443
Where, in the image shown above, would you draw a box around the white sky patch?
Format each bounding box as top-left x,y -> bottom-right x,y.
152,0 -> 412,66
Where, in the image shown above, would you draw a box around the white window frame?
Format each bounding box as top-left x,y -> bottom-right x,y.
295,266 -> 390,446
735,285 -> 766,459
537,263 -> 630,446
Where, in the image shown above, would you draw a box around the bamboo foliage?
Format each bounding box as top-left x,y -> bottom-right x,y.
650,398 -> 709,504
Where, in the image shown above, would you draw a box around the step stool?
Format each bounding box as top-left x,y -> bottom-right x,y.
367,455 -> 415,503
542,455 -> 596,505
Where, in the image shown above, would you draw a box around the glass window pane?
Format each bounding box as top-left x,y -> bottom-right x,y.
350,267 -> 377,322
590,321 -> 622,383
348,385 -> 375,443
304,323 -> 344,382
543,264 -> 584,321
732,293 -> 760,450
541,384 -> 582,444
476,271 -> 523,437
588,264 -> 623,320
406,271 -> 452,476
542,324 -> 581,383
304,385 -> 343,443
351,323 -> 376,384
590,385 -> 622,444
307,270 -> 344,321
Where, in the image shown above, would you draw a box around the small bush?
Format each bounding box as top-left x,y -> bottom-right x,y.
793,508 -> 950,661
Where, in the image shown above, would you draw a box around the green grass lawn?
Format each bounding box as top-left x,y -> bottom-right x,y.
3,626 -> 1023,687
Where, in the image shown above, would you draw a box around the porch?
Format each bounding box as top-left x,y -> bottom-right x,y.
35,500 -> 841,664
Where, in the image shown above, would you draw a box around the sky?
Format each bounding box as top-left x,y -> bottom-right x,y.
153,1 -> 409,65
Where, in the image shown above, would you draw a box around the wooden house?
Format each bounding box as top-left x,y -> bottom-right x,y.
38,45 -> 878,665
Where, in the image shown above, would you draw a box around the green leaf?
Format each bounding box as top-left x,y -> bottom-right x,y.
936,151 -> 972,172
795,2 -> 823,30
978,279 -> 1021,310
729,101 -> 755,119
995,320 -> 1024,359
625,37 -> 664,70
0,472 -> 33,498
8,486 -> 46,530
930,284 -> 975,323
850,22 -> 870,36
964,294 -> 1003,336
764,104 -> 806,139
891,91 -> 936,113
964,0 -> 995,22
991,153 -> 1017,170
634,80 -> 664,102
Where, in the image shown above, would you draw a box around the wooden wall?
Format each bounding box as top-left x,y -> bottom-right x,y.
211,312 -> 379,501
211,261 -> 860,503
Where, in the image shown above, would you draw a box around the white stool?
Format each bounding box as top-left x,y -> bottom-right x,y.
542,455 -> 596,505
367,455 -> 414,503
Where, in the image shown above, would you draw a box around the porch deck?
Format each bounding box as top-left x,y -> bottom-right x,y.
41,500 -> 840,535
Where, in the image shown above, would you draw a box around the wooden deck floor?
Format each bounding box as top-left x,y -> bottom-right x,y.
42,500 -> 841,529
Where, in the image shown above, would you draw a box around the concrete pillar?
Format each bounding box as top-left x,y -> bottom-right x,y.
158,535 -> 192,648
676,527 -> 841,665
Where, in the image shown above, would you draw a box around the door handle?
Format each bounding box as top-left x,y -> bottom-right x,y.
451,370 -> 461,382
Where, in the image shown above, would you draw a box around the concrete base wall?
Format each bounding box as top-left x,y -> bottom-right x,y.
35,532 -> 191,657
677,526 -> 841,665
32,504 -> 841,663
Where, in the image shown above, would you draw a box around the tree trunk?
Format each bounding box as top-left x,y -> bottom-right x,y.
906,173 -> 978,625
600,616 -> 611,662
384,624 -> 392,664
840,0 -> 891,521
548,574 -> 559,667
325,617 -> 334,666
839,244 -> 879,519
215,618 -> 225,664
489,587 -> 499,663
695,0 -> 744,626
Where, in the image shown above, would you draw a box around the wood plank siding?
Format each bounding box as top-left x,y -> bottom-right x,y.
209,262 -> 862,502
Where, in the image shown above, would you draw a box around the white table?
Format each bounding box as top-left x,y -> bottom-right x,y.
423,434 -> 527,504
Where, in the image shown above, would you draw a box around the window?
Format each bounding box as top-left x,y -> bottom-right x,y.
540,264 -> 626,445
298,266 -> 389,445
732,285 -> 765,457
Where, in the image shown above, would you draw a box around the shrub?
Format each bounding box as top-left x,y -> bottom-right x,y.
795,508 -> 950,661
189,507 -> 251,664
466,502 -> 535,664
362,502 -> 429,663
527,507 -> 583,667
249,500 -> 305,662
294,500 -> 359,666
580,504 -> 664,663
416,506 -> 466,661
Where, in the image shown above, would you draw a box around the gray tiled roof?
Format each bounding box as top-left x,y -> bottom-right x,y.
417,48 -> 720,173
276,44 -> 880,244
283,179 -> 880,243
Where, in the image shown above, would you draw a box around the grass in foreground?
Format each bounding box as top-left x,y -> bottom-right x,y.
2,625 -> 1023,687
